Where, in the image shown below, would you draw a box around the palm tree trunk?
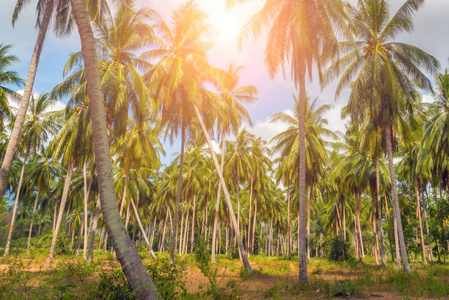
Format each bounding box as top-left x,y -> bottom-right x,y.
35,212 -> 43,249
119,173 -> 129,216
385,127 -> 411,273
307,186 -> 311,261
421,190 -> 433,262
252,199 -> 257,254
415,176 -> 427,264
182,203 -> 189,255
27,190 -> 40,254
70,0 -> 158,296
297,75 -> 308,283
130,197 -> 157,259
375,156 -> 386,267
287,182 -> 291,259
3,144 -> 30,257
159,209 -> 169,253
211,138 -> 224,263
170,123 -> 185,264
193,103 -> 252,273
372,197 -> 379,265
248,176 -> 254,255
355,192 -> 362,262
47,159 -> 75,261
87,197 -> 101,264
0,0 -> 53,199
179,206 -> 184,255
343,201 -> 346,241
83,162 -> 92,260
190,195 -> 196,253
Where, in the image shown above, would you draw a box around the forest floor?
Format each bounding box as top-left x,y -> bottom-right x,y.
0,249 -> 449,299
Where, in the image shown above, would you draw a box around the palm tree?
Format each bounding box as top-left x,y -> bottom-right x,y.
224,129 -> 255,255
211,64 -> 256,262
229,0 -> 349,282
271,93 -> 334,261
25,151 -> 60,254
69,0 -> 158,297
3,93 -> 63,257
0,44 -> 23,130
142,1 -> 215,265
323,0 -> 439,272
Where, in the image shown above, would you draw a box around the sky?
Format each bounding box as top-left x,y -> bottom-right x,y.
1,0 -> 449,165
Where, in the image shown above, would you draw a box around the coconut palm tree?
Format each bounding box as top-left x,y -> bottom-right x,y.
142,1 -> 216,265
211,64 -> 256,262
0,44 -> 23,130
69,0 -> 159,296
323,0 -> 439,272
3,93 -> 63,257
224,129 -> 255,252
230,0 -> 350,281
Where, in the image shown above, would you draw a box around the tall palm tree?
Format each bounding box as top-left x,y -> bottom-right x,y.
3,93 -> 63,257
0,0 -> 55,199
229,0 -> 349,282
224,128 -> 255,254
211,64 -> 256,262
323,0 -> 439,272
0,44 -> 23,131
142,1 -> 215,265
69,0 -> 158,297
25,151 -> 60,254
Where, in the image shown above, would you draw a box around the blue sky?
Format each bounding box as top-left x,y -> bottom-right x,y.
1,0 -> 449,166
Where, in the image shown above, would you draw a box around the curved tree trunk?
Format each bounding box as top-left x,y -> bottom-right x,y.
248,176 -> 253,255
298,75 -> 308,283
170,123 -> 185,264
0,0 -> 53,199
130,197 -> 157,259
47,159 -> 75,261
385,127 -> 411,273
212,134 -> 225,262
70,0 -> 158,297
87,197 -> 101,264
27,190 -> 40,254
375,156 -> 386,267
4,145 -> 30,257
193,103 -> 252,274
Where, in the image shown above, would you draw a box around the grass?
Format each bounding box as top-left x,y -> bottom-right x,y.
0,250 -> 449,299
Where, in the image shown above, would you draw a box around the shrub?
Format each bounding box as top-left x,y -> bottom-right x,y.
146,258 -> 187,299
328,236 -> 352,261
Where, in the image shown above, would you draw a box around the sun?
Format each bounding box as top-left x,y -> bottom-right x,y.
211,14 -> 242,41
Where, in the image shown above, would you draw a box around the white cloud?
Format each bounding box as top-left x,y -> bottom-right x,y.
246,109 -> 292,142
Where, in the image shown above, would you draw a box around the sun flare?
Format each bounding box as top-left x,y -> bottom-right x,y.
211,14 -> 242,40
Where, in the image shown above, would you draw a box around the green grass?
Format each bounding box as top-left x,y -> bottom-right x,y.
0,251 -> 449,299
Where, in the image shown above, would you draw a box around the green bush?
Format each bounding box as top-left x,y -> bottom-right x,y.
328,236 -> 352,261
146,258 -> 187,299
84,269 -> 134,299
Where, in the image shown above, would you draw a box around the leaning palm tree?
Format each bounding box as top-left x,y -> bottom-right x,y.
323,0 -> 440,272
0,0 -> 55,199
211,64 -> 256,262
69,0 -> 159,297
229,0 -> 350,282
